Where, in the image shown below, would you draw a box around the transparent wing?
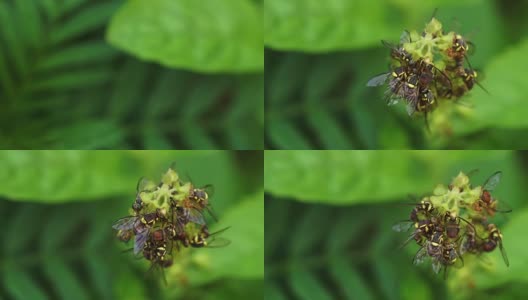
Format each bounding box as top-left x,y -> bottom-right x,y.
134,229 -> 149,255
205,237 -> 231,248
381,40 -> 397,50
432,259 -> 442,274
494,200 -> 513,213
400,30 -> 411,44
483,171 -> 502,191
499,242 -> 509,267
187,208 -> 206,225
398,232 -> 418,249
406,103 -> 416,116
413,246 -> 427,265
367,73 -> 389,87
112,217 -> 138,231
392,221 -> 413,232
459,235 -> 469,255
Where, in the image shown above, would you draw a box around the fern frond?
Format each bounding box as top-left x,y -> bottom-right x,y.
265,196 -> 438,300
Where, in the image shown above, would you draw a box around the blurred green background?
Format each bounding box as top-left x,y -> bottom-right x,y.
265,0 -> 528,149
0,0 -> 263,149
0,150 -> 263,300
265,150 -> 528,300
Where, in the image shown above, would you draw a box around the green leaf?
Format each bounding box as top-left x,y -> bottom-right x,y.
264,0 -> 398,52
266,121 -> 312,149
0,200 -> 124,300
290,205 -> 333,255
45,120 -> 125,149
265,282 -> 288,300
50,2 -> 121,45
4,204 -> 44,254
35,41 -> 118,72
2,268 -> 48,300
207,190 -> 264,279
329,257 -> 374,300
288,267 -> 333,300
107,0 -> 263,73
0,150 -> 242,203
43,257 -> 89,300
264,150 -> 515,204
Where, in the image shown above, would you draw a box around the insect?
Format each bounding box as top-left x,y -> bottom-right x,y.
143,239 -> 174,285
409,200 -> 436,222
381,39 -> 414,65
170,200 -> 207,227
393,218 -> 438,249
460,224 -> 483,255
413,232 -> 463,279
443,211 -> 476,239
132,177 -> 158,214
182,184 -> 218,221
177,225 -> 231,249
446,34 -> 470,60
116,229 -> 133,243
473,171 -> 512,216
481,223 -> 509,267
112,209 -> 168,254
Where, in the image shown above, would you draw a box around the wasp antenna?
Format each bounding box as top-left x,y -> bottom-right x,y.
463,54 -> 474,70
136,177 -> 145,192
430,8 -> 439,20
458,216 -> 476,231
210,226 -> 231,236
476,81 -> 490,95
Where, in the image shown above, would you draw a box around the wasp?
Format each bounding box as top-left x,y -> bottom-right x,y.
132,177 -> 157,214
177,225 -> 231,249
446,34 -> 470,60
116,229 -> 133,243
442,211 -> 476,239
409,200 -> 436,222
142,239 -> 174,285
393,218 -> 438,249
381,39 -> 414,66
112,208 -> 168,255
473,171 -> 512,217
481,224 -> 509,267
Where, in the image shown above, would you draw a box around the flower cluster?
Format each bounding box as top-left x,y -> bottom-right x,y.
112,168 -> 229,280
367,16 -> 483,122
394,171 -> 510,278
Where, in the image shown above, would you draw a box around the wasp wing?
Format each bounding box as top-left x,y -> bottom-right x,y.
499,242 -> 509,267
392,221 -> 413,232
134,229 -> 149,255
187,208 -> 206,225
112,217 -> 137,231
367,73 -> 390,87
205,237 -> 231,248
483,171 -> 502,191
413,246 -> 427,265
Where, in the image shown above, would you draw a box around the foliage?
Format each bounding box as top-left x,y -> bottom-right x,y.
264,150 -> 522,204
265,198 -> 447,300
107,0 -> 263,73
0,150 -> 263,300
265,0 -> 528,149
0,0 -> 263,149
264,150 -> 528,300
